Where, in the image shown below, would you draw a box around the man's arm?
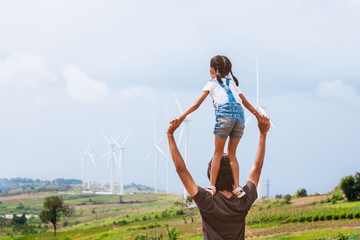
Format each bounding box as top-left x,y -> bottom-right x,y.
167,121 -> 198,197
248,116 -> 270,187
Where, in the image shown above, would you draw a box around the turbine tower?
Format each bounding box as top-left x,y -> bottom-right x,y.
78,149 -> 88,188
165,94 -> 170,194
102,132 -> 121,194
144,118 -> 166,193
87,150 -> 95,189
173,92 -> 192,199
245,55 -> 276,128
113,132 -> 131,195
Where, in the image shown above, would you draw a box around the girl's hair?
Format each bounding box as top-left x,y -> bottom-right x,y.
210,55 -> 239,86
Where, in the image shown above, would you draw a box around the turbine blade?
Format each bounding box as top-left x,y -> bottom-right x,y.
122,132 -> 131,145
90,153 -> 95,165
245,115 -> 254,126
113,134 -> 122,143
143,147 -> 155,165
155,145 -> 166,157
270,120 -> 276,129
177,125 -> 184,145
257,106 -> 269,117
113,141 -> 122,149
173,92 -> 183,114
102,151 -> 110,158
258,106 -> 276,129
157,132 -> 165,145
101,132 -> 111,145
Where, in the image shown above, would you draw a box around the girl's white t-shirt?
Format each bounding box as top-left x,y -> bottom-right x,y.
203,78 -> 242,107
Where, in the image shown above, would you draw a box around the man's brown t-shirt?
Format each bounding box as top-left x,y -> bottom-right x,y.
192,181 -> 257,240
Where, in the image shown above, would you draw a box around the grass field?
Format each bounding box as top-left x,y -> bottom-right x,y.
1,190 -> 360,239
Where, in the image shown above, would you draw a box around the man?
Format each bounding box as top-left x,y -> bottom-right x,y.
167,116 -> 270,239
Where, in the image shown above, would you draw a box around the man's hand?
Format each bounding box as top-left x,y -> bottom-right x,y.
258,115 -> 270,135
167,118 -> 181,135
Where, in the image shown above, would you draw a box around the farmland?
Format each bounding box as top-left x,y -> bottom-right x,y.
0,189 -> 360,239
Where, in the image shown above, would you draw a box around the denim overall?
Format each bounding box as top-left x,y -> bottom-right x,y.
214,78 -> 245,139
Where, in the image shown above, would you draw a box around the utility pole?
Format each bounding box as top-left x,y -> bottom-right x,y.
266,178 -> 270,198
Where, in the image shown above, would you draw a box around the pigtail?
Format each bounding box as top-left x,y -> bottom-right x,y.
230,70 -> 239,86
213,58 -> 223,84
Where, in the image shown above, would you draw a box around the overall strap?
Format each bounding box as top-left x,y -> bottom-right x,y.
218,78 -> 237,103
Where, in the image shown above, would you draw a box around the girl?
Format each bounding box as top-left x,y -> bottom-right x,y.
172,55 -> 261,198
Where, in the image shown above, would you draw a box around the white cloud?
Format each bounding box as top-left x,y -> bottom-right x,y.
116,85 -> 156,102
316,80 -> 360,106
0,53 -> 57,89
63,65 -> 109,103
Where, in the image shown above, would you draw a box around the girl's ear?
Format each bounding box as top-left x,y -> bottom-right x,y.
210,68 -> 216,79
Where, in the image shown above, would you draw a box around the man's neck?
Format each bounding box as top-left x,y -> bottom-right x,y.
218,190 -> 233,199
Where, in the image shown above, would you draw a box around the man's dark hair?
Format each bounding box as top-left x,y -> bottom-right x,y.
207,154 -> 234,192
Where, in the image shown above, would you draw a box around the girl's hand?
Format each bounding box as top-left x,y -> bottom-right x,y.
254,111 -> 262,122
168,118 -> 181,135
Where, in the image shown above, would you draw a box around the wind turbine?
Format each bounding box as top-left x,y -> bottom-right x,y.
113,132 -> 131,195
144,118 -> 166,193
78,149 -> 88,188
87,150 -> 95,189
165,94 -> 170,194
173,92 -> 192,199
102,132 -> 121,194
245,55 -> 276,129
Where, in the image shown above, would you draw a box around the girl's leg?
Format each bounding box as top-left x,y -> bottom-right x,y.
227,137 -> 240,190
210,136 -> 227,188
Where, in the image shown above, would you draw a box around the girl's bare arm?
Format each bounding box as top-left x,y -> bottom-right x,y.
177,90 -> 209,123
239,94 -> 261,120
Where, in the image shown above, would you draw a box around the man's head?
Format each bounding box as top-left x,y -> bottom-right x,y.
207,154 -> 234,192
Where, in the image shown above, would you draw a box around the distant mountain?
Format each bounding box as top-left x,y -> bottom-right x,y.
124,182 -> 154,191
0,178 -> 82,192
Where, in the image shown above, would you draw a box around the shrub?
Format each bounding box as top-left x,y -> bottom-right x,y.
275,194 -> 282,199
296,189 -> 308,198
135,233 -> 148,240
167,227 -> 179,240
354,211 -> 360,218
333,214 -> 339,220
176,210 -> 184,215
325,213 -> 333,220
305,215 -> 312,222
340,173 -> 360,201
142,216 -> 147,221
332,194 -> 344,201
298,216 -> 305,222
313,214 -> 319,221
340,212 -> 347,219
320,214 -> 325,221
346,212 -> 353,219
284,194 -> 291,204
161,209 -> 170,218
148,222 -> 160,229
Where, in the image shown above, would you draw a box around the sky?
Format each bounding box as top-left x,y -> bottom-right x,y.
0,0 -> 359,197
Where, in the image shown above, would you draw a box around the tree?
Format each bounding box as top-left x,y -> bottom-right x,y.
296,188 -> 307,198
284,194 -> 291,204
11,214 -> 27,225
39,196 -> 70,236
340,173 -> 360,201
